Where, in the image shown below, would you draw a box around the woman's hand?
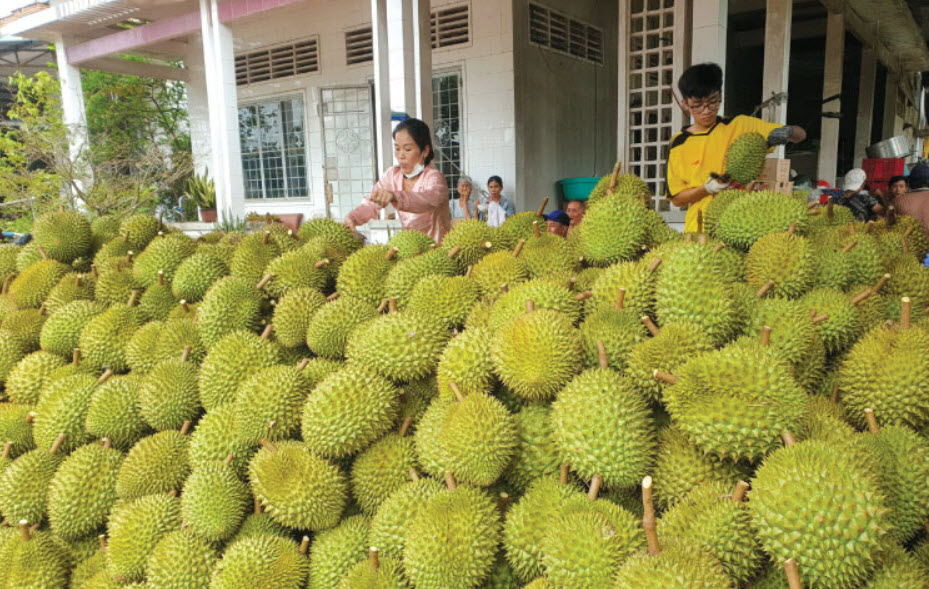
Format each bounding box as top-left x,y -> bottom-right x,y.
342,218 -> 355,230
371,188 -> 395,207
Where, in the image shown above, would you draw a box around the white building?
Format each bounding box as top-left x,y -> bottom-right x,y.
1,0 -> 928,233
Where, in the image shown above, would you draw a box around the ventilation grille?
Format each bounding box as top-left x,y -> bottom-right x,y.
529,2 -> 603,65
345,26 -> 373,65
236,37 -> 319,86
431,4 -> 470,49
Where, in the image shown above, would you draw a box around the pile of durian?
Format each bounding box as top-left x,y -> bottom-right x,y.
1,175 -> 929,589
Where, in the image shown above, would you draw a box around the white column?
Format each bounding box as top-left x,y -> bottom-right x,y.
882,75 -> 897,141
691,0 -> 727,112
53,34 -> 92,194
372,0 -> 392,172
817,11 -> 844,187
412,0 -> 433,129
762,0 -> 791,158
186,37 -> 212,175
386,0 -> 432,123
854,47 -> 878,167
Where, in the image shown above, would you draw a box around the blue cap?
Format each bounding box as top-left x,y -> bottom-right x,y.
544,210 -> 570,226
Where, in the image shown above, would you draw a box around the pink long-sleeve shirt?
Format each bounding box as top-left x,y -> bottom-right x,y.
347,165 -> 452,243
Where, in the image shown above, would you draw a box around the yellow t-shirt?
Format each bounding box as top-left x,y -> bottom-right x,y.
666,115 -> 782,233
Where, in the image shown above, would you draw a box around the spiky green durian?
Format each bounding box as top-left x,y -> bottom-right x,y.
262,249 -> 329,299
749,441 -> 890,589
436,327 -> 495,399
1,307 -> 45,352
491,308 -> 582,402
404,484 -> 501,589
153,317 -> 205,364
578,307 -> 647,371
587,259 -> 659,318
716,190 -> 809,250
272,287 -> 326,348
145,529 -> 219,589
346,311 -> 449,382
863,544 -> 929,589
0,403 -> 34,458
703,189 -> 745,237
248,440 -> 348,531
469,250 -> 529,299
229,510 -> 290,544
625,321 -> 714,404
504,403 -> 561,493
106,493 -> 181,582
32,210 -> 92,264
811,245 -> 855,290
93,262 -> 142,306
188,405 -> 254,480
9,258 -> 70,308
198,329 -> 281,410
134,279 -> 175,321
298,356 -> 342,388
43,272 -> 95,314
745,231 -> 816,298
230,231 -> 282,285
337,553 -> 408,589
516,233 -> 577,279
85,374 -> 149,451
551,368 -> 655,488
124,320 -> 162,373
132,234 -> 196,287
587,172 -> 650,204
234,364 -> 311,445
118,214 -> 160,251
487,279 -> 583,331
0,330 -> 27,386
90,214 -> 121,248
442,219 -> 498,267
301,366 -> 400,459
351,433 -> 418,515
78,304 -> 143,372
803,286 -> 863,355
369,477 -> 444,559
138,358 -> 200,431
498,211 -> 542,245
613,542 -> 730,589
298,217 -> 362,253
0,526 -> 72,589
407,275 -> 481,329
387,229 -> 435,259
306,295 -> 378,359
0,244 -> 20,284
723,132 -> 768,184
15,241 -> 43,272
196,276 -> 263,348
70,545 -> 107,589
5,350 -> 66,405
0,446 -> 63,524
337,245 -> 398,306
180,458 -> 249,543
115,428 -> 190,499
307,514 -> 370,589
664,342 -> 806,462
170,252 -> 228,303
47,440 -> 122,541
32,372 -> 99,453
744,297 -> 825,392
210,533 -> 309,589
578,194 -> 649,266
384,248 -> 459,308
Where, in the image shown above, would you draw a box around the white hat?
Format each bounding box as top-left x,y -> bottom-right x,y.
843,168 -> 867,191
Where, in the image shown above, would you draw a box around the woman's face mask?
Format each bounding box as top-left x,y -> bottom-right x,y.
403,162 -> 425,179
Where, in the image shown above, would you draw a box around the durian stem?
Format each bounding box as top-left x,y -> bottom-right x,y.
565,277 -> 577,290
260,324 -> 274,339
497,492 -> 510,513
481,241 -> 493,250
608,160 -> 622,193
901,297 -> 912,329
158,271 -> 165,287
784,558 -> 803,589
842,239 -> 858,253
697,233 -> 708,246
760,326 -> 772,346
97,368 -> 114,385
388,298 -> 398,313
369,547 -> 380,571
18,521 -> 29,542
499,283 -> 509,294
902,237 -> 910,254
180,421 -> 192,436
296,359 -> 311,372
385,247 -> 399,261
781,431 -> 797,447
685,233 -> 694,243
615,288 -> 626,311
588,475 -> 603,501
74,275 -> 82,288
533,221 -> 541,239
256,274 -> 274,290
647,257 -> 662,272
788,221 -> 797,235
525,300 -> 536,313
127,290 -> 139,307
25,412 -> 34,424
863,221 -> 874,234
827,199 -> 834,219
811,313 -> 829,324
259,439 -> 278,452
574,291 -> 592,301
223,453 -> 235,466
37,246 -> 48,260
98,534 -> 106,550
513,239 -> 526,258
72,348 -> 81,366
596,341 -> 609,370
449,382 -> 465,402
642,476 -> 660,555
536,196 -> 550,217
123,231 -> 131,243
181,346 -> 192,363
851,288 -> 872,306
830,384 -> 839,403
299,536 -> 310,556
904,225 -> 915,238
757,280 -> 776,298
465,265 -> 473,278
125,251 -> 133,264
1,441 -> 11,460
731,480 -> 750,502
376,299 -> 389,313
262,231 -> 270,245
49,433 -> 67,455
447,245 -> 462,259
641,316 -> 660,337
559,463 -> 570,484
713,243 -> 726,253
314,258 -> 330,268
399,416 -> 413,437
445,471 -> 457,491
409,468 -> 420,482
101,438 -> 111,449
864,408 -> 880,433
254,495 -> 262,514
327,292 -> 340,302
696,210 -> 704,235
653,369 -> 678,385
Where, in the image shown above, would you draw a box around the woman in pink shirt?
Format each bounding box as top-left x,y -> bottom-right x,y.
343,118 -> 452,243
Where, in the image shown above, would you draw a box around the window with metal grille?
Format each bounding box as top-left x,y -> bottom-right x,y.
432,71 -> 464,203
431,4 -> 470,49
238,97 -> 308,199
235,37 -> 319,86
345,26 -> 373,65
528,2 -> 603,65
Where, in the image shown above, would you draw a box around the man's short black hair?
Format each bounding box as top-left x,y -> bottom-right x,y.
678,63 -> 723,99
889,175 -> 907,187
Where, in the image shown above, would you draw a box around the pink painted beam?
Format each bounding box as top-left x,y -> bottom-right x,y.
66,0 -> 308,65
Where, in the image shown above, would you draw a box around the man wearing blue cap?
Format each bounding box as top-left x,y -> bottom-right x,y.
544,210 -> 571,238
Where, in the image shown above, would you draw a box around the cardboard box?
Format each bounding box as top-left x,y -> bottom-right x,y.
756,181 -> 794,195
757,158 -> 791,183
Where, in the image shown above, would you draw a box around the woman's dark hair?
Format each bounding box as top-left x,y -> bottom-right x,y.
678,63 -> 723,99
393,118 -> 434,165
487,175 -> 503,187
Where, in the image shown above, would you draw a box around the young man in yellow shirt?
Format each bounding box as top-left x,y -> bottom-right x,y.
666,63 -> 807,233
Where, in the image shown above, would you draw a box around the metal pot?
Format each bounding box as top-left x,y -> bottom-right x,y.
866,135 -> 912,159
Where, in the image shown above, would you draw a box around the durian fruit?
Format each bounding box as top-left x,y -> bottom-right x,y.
85,374 -> 149,451
132,233 -> 197,287
351,432 -> 418,515
230,502 -> 291,544
407,275 -> 481,328
91,214 -> 121,249
15,241 -> 43,273
716,190 -> 809,250
384,248 -> 459,308
1,307 -> 45,351
70,540 -> 108,589
387,229 -> 435,259
578,306 -> 647,371
490,308 -> 582,401
171,252 -> 228,302
198,329 -> 281,410
9,258 -> 70,308
795,395 -> 856,444
0,330 -> 27,386
578,194 -> 650,266
803,286 -> 863,355
137,275 -> 177,322
367,474 -> 442,557
78,303 -> 143,372
4,350 -> 66,404
724,131 -> 768,184
261,249 -> 329,299
885,255 -> 929,309
612,541 -> 730,589
93,261 -> 143,306
234,364 -> 312,445
0,243 -> 20,284
499,211 -> 543,245
124,320 -> 163,373
745,230 -> 816,298
551,364 -> 655,489
0,524 -> 72,589
138,354 -> 200,431
516,232 -> 577,279
586,170 -> 650,205
337,245 -> 398,306
32,209 -> 93,264
663,342 -> 806,462
0,441 -> 65,525
625,321 -> 715,404
188,404 -> 255,480
811,245 -> 855,290
105,493 -> 182,582
180,454 -> 250,543
196,276 -> 263,348
469,250 -> 529,300
307,514 -> 370,589
272,287 -> 326,348
306,295 -> 378,359
145,528 -> 219,589
442,219 -> 498,267
745,297 -> 825,392
153,317 -> 206,364
337,549 -> 407,589
403,479 -> 502,589
230,230 -> 283,285
210,533 -> 309,589
298,217 -> 362,254
750,440 -> 890,588
838,316 -> 929,430
43,271 -> 95,314
504,403 -> 561,492
33,372 -> 103,453
301,366 -> 400,459
862,543 -> 929,589
118,214 -> 160,251
115,425 -> 191,499
703,189 -> 745,237
47,439 -> 122,541
248,440 -> 348,531
587,259 -> 660,319
436,327 -> 495,399
651,426 -> 750,509
487,278 -> 583,330
346,311 -> 450,382
299,356 -> 343,388
0,403 -> 34,457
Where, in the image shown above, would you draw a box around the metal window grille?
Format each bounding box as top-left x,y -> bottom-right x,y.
345,26 -> 373,65
431,4 -> 470,49
235,37 -> 319,86
432,71 -> 464,200
528,2 -> 603,65
238,97 -> 308,199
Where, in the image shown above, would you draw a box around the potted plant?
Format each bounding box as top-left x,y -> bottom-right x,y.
187,171 -> 217,222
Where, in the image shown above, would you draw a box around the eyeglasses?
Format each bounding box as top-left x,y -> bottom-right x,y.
687,96 -> 721,113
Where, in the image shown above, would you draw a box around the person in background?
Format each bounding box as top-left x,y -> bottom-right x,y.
476,175 -> 515,227
892,164 -> 929,235
565,199 -> 586,231
834,168 -> 884,222
666,62 -> 807,233
544,210 -> 571,237
343,118 -> 451,242
456,175 -> 476,219
889,175 -> 908,203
